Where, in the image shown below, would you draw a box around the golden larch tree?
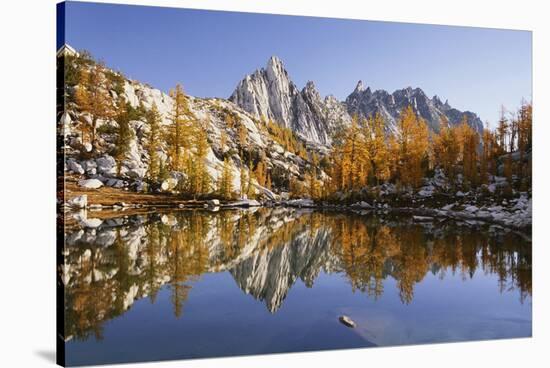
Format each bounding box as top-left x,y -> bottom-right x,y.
75,62 -> 116,151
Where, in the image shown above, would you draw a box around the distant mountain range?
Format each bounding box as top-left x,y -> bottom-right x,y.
230,56 -> 483,145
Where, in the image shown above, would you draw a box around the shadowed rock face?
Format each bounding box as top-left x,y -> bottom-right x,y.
346,84 -> 484,134
230,58 -> 483,145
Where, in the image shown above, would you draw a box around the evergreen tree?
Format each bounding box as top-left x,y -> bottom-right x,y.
239,162 -> 247,198
461,121 -> 480,187
220,130 -> 228,155
224,113 -> 235,129
387,134 -> 400,181
289,176 -> 305,198
181,124 -> 212,198
517,101 -> 532,153
193,125 -> 212,196
397,106 -> 429,189
496,106 -> 509,154
238,121 -> 248,156
331,115 -> 369,192
433,116 -> 460,185
364,112 -> 391,184
516,100 -> 532,189
266,172 -> 272,190
306,168 -> 321,200
74,62 -> 116,151
113,97 -> 134,175
145,102 -> 162,183
247,160 -> 255,198
166,84 -> 194,171
218,157 -> 234,199
254,154 -> 267,187
158,161 -> 169,182
480,122 -> 493,184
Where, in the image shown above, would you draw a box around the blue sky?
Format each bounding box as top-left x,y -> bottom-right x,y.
60,1 -> 532,127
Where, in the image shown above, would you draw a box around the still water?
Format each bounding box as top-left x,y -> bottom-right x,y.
62,207 -> 531,366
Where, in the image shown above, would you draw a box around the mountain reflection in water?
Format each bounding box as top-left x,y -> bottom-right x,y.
61,207 -> 531,344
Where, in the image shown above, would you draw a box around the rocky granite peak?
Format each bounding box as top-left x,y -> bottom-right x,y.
354,80 -> 366,93
346,84 -> 483,134
231,57 -> 484,143
229,57 -> 346,145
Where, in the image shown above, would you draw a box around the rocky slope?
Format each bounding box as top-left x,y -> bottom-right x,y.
60,56 -> 320,198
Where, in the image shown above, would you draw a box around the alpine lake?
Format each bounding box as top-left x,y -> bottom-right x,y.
61,207 -> 532,366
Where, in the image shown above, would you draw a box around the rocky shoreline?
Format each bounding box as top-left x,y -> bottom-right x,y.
63,190 -> 532,237
283,197 -> 532,235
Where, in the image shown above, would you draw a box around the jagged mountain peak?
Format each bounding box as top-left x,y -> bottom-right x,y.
229,57 -> 344,145
265,56 -> 288,81
394,86 -> 424,98
354,80 -> 365,93
230,56 -> 483,143
304,80 -> 317,90
267,55 -> 285,69
302,81 -> 321,99
346,84 -> 483,134
324,94 -> 338,103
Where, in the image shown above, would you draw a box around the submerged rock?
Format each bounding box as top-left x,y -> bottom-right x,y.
339,315 -> 356,328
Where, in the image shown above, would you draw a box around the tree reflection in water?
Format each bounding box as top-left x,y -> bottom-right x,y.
61,208 -> 531,342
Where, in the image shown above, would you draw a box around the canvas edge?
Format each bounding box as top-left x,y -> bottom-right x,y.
56,1 -> 67,367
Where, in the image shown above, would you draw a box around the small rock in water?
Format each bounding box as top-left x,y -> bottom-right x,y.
207,199 -> 220,207
339,315 -> 356,328
413,215 -> 433,222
